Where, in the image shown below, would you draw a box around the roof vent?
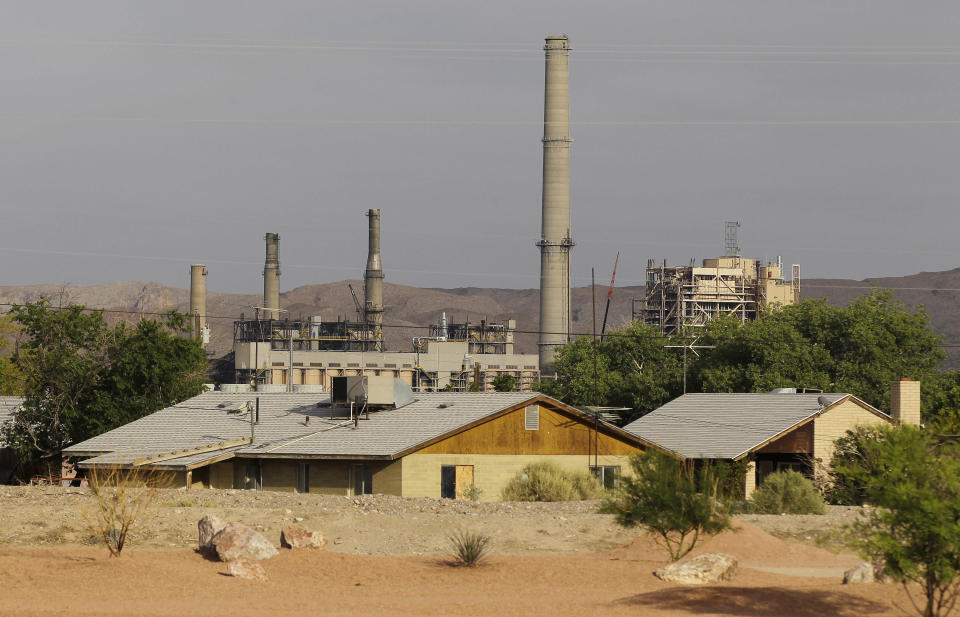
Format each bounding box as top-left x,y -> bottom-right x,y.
437,402 -> 454,409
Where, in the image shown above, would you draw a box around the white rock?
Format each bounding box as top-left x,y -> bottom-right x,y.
843,563 -> 875,584
654,553 -> 738,585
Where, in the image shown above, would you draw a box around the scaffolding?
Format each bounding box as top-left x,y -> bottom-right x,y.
635,256 -> 798,335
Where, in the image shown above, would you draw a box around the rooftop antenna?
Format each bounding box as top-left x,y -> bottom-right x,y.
724,221 -> 741,257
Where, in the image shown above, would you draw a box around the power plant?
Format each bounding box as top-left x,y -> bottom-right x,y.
634,223 -> 800,334
537,34 -> 573,373
229,210 -> 540,393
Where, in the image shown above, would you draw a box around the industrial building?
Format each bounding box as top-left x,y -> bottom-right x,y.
213,211 -> 540,393
63,380 -> 655,499
634,224 -> 799,334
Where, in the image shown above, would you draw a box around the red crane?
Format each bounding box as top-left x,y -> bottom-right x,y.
600,252 -> 619,342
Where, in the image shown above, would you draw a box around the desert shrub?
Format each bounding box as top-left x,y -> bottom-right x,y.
463,484 -> 483,501
81,464 -> 172,557
750,470 -> 826,515
447,528 -> 491,567
500,462 -> 605,502
599,451 -> 731,561
708,458 -> 753,502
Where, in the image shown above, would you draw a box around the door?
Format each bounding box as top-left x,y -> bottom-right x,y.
440,465 -> 475,499
296,463 -> 310,494
350,464 -> 373,495
440,465 -> 456,499
455,465 -> 475,500
242,463 -> 261,491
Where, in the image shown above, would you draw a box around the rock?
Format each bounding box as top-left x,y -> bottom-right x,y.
281,524 -> 328,549
197,514 -> 226,553
227,559 -> 267,581
654,553 -> 738,585
211,522 -> 278,562
843,563 -> 875,584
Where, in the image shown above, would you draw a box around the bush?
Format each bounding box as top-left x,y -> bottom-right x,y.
500,462 -> 605,502
599,451 -> 731,561
81,465 -> 172,556
447,528 -> 491,567
750,470 -> 826,515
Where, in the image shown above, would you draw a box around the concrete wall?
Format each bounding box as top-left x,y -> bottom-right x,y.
813,399 -> 890,464
400,453 -> 629,501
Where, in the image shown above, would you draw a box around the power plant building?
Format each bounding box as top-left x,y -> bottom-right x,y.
231,211 -> 540,392
635,256 -> 800,335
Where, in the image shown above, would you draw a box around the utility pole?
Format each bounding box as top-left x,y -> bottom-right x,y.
664,337 -> 716,394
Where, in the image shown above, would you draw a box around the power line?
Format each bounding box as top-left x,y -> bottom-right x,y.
2,302 -> 960,347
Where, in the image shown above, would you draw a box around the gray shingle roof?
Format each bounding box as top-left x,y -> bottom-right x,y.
622,393 -> 886,459
64,392 -> 539,468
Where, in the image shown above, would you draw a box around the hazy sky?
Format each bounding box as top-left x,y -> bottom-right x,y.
2,1 -> 959,293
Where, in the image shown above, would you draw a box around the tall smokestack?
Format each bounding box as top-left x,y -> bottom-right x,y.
538,35 -> 573,372
189,264 -> 208,345
364,209 -> 384,351
263,232 -> 281,320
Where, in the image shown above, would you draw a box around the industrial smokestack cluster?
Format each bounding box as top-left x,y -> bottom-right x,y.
263,232 -> 281,320
364,208 -> 384,351
189,264 -> 208,346
537,35 -> 573,372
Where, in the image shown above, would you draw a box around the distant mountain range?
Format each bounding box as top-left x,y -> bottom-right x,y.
1,268 -> 958,367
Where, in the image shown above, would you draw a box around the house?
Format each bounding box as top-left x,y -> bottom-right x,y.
63,385 -> 655,500
622,379 -> 920,493
0,397 -> 25,483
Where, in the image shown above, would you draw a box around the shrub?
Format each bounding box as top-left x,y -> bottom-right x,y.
839,425 -> 960,617
81,464 -> 172,557
749,470 -> 826,515
500,462 -> 605,502
447,528 -> 491,567
599,451 -> 731,561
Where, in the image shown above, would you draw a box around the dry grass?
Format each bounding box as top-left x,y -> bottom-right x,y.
81,465 -> 173,557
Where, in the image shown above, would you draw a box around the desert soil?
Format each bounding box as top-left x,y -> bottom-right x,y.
0,486 -> 914,617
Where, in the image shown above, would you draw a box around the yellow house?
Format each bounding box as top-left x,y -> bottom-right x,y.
64,390 -> 656,501
622,380 -> 919,493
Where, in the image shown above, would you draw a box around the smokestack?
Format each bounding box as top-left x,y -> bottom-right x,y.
537,35 -> 573,372
189,264 -> 208,345
364,209 -> 384,351
263,232 -> 281,320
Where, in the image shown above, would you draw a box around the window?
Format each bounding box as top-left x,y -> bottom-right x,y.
525,404 -> 539,430
296,463 -> 310,494
328,363 -> 341,368
292,362 -> 303,367
350,464 -> 373,495
241,463 -> 261,491
590,465 -> 620,490
348,363 -> 360,368
309,362 -> 323,367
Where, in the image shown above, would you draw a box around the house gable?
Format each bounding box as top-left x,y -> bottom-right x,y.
813,397 -> 892,463
407,399 -> 643,457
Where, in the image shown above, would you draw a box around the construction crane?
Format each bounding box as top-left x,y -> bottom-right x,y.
600,252 -> 619,342
348,284 -> 363,322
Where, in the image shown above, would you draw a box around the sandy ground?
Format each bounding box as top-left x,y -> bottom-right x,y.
0,487 -> 914,617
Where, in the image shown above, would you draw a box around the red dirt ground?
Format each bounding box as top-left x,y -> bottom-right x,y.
0,522 -> 915,617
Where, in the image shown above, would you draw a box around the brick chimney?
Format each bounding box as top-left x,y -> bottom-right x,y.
890,378 -> 921,426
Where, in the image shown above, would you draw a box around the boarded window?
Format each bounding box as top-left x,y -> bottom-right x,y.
525,404 -> 539,430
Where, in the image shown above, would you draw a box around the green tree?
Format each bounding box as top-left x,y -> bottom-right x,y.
600,451 -> 731,560
491,373 -> 516,392
536,323 -> 683,423
1,299 -> 207,467
542,290 -> 946,421
0,314 -> 24,395
837,425 -> 960,617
